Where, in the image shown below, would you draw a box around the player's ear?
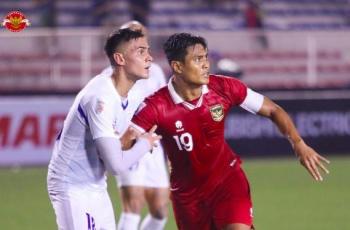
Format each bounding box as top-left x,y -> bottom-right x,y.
171,61 -> 183,74
113,52 -> 125,66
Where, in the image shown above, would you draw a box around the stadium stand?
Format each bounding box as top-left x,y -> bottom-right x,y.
1,0 -> 350,92
1,0 -> 349,30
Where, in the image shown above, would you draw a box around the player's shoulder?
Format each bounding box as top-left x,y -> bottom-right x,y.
209,74 -> 245,89
146,86 -> 169,101
81,77 -> 115,105
141,86 -> 171,110
82,71 -> 107,90
208,74 -> 248,100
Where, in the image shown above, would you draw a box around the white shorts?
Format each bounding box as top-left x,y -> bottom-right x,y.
48,187 -> 116,230
116,145 -> 169,188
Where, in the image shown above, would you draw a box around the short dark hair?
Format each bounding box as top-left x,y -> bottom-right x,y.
104,28 -> 144,67
163,33 -> 208,64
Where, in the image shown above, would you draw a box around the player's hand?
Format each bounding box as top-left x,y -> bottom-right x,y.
139,125 -> 162,149
294,140 -> 330,181
120,127 -> 138,150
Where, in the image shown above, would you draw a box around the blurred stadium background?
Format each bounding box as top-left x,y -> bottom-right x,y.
0,0 -> 350,229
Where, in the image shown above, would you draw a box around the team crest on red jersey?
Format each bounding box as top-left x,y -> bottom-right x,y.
209,104 -> 224,122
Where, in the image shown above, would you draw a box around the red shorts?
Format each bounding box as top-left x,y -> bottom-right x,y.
171,167 -> 253,230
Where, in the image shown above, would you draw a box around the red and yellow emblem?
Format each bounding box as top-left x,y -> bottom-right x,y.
209,104 -> 224,122
2,11 -> 30,32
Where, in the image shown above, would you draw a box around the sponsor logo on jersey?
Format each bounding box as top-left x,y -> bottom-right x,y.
112,119 -> 119,135
95,100 -> 105,114
2,11 -> 30,32
175,120 -> 184,132
175,120 -> 182,129
209,104 -> 224,122
229,159 -> 237,167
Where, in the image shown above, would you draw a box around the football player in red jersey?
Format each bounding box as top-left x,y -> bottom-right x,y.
123,33 -> 330,230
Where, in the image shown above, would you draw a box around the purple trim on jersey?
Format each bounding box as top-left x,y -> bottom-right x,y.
121,100 -> 129,110
78,104 -> 89,126
56,129 -> 62,140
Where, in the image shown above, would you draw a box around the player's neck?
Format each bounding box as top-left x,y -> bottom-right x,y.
111,69 -> 135,97
172,76 -> 202,101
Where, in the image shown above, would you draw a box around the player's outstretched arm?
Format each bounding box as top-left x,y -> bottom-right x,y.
138,125 -> 162,147
120,125 -> 161,150
95,125 -> 161,175
120,126 -> 138,150
257,97 -> 330,181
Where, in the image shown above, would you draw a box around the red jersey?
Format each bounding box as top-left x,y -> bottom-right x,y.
131,75 -> 247,199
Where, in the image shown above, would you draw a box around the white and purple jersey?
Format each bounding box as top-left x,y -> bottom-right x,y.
47,69 -> 136,192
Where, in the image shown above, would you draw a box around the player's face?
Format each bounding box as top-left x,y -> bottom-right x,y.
181,44 -> 210,86
123,36 -> 153,80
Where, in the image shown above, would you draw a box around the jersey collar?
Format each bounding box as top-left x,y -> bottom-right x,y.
103,68 -> 129,110
167,76 -> 209,110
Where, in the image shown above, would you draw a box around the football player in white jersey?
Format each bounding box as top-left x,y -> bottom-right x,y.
109,21 -> 170,230
47,28 -> 161,230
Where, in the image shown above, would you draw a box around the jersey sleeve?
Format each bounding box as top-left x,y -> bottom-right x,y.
131,99 -> 158,133
84,96 -> 116,139
219,76 -> 248,106
240,88 -> 264,114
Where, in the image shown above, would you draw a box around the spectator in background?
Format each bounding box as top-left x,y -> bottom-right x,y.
33,0 -> 58,66
216,58 -> 243,78
129,0 -> 151,26
91,0 -> 112,26
244,0 -> 268,49
34,0 -> 57,27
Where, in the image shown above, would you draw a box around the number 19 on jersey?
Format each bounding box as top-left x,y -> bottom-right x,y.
173,132 -> 193,151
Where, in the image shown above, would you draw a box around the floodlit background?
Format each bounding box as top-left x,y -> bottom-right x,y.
0,0 -> 350,229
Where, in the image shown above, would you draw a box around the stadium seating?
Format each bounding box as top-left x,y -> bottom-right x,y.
1,0 -> 349,30
1,0 -> 350,92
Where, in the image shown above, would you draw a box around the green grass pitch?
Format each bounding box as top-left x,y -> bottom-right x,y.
0,156 -> 348,229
